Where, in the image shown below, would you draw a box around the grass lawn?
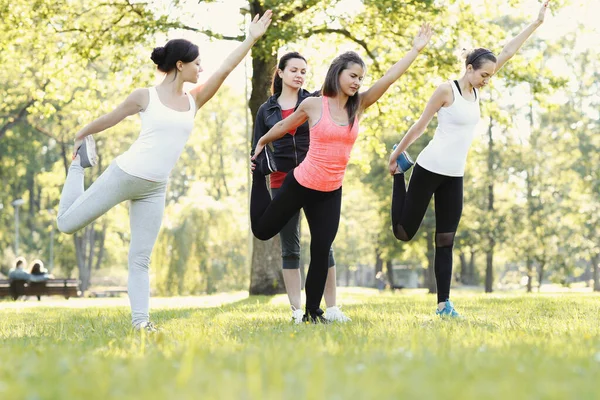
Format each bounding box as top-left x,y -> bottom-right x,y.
1,288 -> 599,400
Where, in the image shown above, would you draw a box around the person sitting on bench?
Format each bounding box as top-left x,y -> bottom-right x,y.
28,259 -> 53,282
8,257 -> 31,281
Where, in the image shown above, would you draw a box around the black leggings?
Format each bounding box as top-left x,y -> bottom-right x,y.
391,164 -> 463,303
251,170 -> 342,313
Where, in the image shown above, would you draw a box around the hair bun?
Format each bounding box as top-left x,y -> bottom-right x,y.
151,47 -> 166,65
460,48 -> 471,59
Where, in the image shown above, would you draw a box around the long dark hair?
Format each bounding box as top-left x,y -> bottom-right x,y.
464,48 -> 497,70
271,52 -> 307,95
151,39 -> 199,74
321,51 -> 365,129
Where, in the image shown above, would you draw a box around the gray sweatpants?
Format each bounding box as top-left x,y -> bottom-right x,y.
57,160 -> 166,327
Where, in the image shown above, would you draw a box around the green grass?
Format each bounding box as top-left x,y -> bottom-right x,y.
1,289 -> 599,400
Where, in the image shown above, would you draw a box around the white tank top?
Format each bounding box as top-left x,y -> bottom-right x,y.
416,81 -> 480,177
116,87 -> 196,182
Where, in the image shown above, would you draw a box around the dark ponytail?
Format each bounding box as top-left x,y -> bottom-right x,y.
271,52 -> 307,95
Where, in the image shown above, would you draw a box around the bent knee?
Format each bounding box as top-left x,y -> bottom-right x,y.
56,218 -> 76,235
393,225 -> 413,242
252,229 -> 274,241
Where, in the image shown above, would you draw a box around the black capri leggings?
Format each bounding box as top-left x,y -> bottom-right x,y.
391,163 -> 463,303
251,170 -> 342,313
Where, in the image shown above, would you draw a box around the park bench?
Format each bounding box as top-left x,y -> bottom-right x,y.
0,279 -> 80,300
89,288 -> 128,298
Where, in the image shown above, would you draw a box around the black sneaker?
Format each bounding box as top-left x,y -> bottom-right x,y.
252,143 -> 277,176
302,308 -> 329,324
77,135 -> 98,168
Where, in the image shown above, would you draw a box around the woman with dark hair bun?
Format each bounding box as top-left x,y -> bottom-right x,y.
252,23 -> 432,323
388,1 -> 550,317
56,11 -> 272,332
252,52 -> 349,324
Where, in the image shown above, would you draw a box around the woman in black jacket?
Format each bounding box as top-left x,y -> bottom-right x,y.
252,52 -> 350,324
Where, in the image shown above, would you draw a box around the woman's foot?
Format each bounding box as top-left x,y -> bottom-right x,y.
291,306 -> 304,324
77,135 -> 98,168
134,321 -> 158,332
252,144 -> 277,175
302,308 -> 328,324
392,144 -> 414,174
324,306 -> 351,322
436,299 -> 460,318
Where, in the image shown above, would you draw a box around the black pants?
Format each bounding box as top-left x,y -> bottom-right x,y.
270,187 -> 335,270
391,164 -> 463,303
251,170 -> 342,312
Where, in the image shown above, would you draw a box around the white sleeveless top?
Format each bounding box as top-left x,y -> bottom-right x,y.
416,81 -> 480,177
116,87 -> 196,182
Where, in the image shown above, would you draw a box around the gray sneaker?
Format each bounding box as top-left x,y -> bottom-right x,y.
78,135 -> 98,168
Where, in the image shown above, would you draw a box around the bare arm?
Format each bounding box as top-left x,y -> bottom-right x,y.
495,1 -> 549,73
360,23 -> 432,112
190,11 -> 272,110
251,98 -> 314,161
388,84 -> 451,174
72,88 -> 147,157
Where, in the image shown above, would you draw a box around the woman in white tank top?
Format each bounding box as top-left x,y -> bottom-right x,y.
56,11 -> 272,332
388,2 -> 550,317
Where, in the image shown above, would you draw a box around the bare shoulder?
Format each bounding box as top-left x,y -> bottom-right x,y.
299,96 -> 322,117
433,82 -> 454,107
437,82 -> 453,96
300,96 -> 321,110
128,88 -> 150,111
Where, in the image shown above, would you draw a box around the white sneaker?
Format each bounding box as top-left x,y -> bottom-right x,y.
291,307 -> 304,324
324,306 -> 351,322
134,321 -> 158,332
77,135 -> 98,168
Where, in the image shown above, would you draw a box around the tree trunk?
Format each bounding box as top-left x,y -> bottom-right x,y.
386,260 -> 394,288
485,116 -> 495,293
75,223 -> 95,293
526,256 -> 533,293
375,248 -> 383,274
94,222 -> 107,270
485,250 -> 494,293
459,251 -> 467,284
537,260 -> 545,292
247,13 -> 284,295
467,250 -> 476,285
593,253 -> 600,292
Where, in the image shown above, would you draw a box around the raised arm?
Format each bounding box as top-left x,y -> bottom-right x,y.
251,98 -> 314,160
359,23 -> 432,112
72,88 -> 148,158
388,83 -> 450,174
495,1 -> 549,73
190,10 -> 272,110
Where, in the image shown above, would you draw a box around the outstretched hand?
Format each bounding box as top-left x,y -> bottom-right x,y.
536,1 -> 550,24
412,23 -> 433,52
248,10 -> 272,41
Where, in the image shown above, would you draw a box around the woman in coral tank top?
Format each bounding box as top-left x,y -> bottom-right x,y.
251,23 -> 433,323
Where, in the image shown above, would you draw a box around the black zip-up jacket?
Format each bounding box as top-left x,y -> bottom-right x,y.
252,89 -> 320,173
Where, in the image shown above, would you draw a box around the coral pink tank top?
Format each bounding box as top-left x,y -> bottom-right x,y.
294,96 -> 359,191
